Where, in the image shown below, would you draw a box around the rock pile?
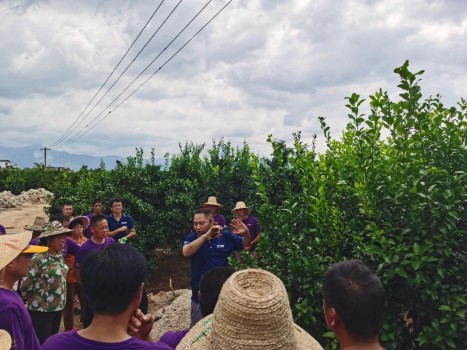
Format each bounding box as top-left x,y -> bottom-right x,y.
0,188 -> 53,208
149,289 -> 191,341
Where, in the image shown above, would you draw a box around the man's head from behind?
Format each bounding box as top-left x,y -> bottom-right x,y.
322,260 -> 385,341
199,267 -> 234,317
81,244 -> 147,315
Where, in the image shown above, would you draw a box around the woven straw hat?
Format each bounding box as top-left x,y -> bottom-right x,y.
231,201 -> 252,214
69,215 -> 90,231
202,196 -> 223,208
0,330 -> 12,350
24,216 -> 47,231
39,221 -> 73,239
0,232 -> 48,270
177,269 -> 323,350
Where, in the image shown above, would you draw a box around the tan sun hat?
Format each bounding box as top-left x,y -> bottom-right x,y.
0,330 -> 12,350
0,232 -> 48,270
24,216 -> 47,231
231,201 -> 252,214
202,196 -> 223,208
39,221 -> 73,239
68,215 -> 90,231
176,269 -> 323,350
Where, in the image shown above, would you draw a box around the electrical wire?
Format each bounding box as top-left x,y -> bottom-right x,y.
62,0 -> 232,147
52,1 -> 165,148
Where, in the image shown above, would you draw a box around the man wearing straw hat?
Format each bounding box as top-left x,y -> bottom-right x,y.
231,201 -> 263,258
183,208 -> 251,326
0,231 -> 48,350
201,196 -> 226,228
177,268 -> 323,350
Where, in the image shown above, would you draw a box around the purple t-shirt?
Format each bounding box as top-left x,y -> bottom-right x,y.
0,224 -> 6,235
41,330 -> 172,349
213,213 -> 226,228
159,329 -> 189,348
75,237 -> 115,269
242,215 -> 261,251
0,288 -> 41,350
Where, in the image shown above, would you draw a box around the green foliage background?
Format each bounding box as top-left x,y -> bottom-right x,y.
0,62 -> 465,349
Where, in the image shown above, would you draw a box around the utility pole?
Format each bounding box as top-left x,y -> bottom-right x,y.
40,147 -> 51,167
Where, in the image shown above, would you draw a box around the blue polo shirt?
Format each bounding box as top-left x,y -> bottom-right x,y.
107,213 -> 135,242
183,230 -> 243,302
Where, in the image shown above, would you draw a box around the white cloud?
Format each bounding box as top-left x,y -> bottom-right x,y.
0,0 -> 466,159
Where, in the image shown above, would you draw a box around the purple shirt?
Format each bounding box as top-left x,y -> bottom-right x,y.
0,288 -> 41,350
41,330 -> 172,349
242,215 -> 261,251
75,237 -> 115,269
213,213 -> 226,228
0,224 -> 6,235
159,329 -> 189,348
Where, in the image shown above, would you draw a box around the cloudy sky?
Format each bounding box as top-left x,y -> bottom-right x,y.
1,0 -> 466,160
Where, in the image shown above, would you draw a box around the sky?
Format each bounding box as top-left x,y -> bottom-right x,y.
1,0 -> 466,160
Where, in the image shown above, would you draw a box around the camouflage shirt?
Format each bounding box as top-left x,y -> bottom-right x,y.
21,252 -> 69,312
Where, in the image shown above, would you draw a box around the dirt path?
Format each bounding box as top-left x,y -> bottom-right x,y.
0,202 -> 49,233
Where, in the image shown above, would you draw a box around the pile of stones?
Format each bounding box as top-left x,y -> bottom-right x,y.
0,188 -> 53,208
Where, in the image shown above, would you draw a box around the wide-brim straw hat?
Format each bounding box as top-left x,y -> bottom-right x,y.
69,215 -> 90,231
39,221 -> 73,239
177,269 -> 323,350
0,232 -> 48,270
24,216 -> 47,232
202,196 -> 223,208
0,330 -> 12,350
231,201 -> 252,214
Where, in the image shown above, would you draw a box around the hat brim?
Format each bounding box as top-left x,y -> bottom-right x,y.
202,203 -> 223,208
0,232 -> 33,270
176,316 -> 323,350
24,225 -> 45,232
39,229 -> 73,239
68,216 -> 90,231
22,245 -> 48,254
0,329 -> 12,350
231,207 -> 252,214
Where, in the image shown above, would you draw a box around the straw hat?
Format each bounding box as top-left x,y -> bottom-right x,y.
0,232 -> 48,270
231,201 -> 252,214
69,215 -> 90,231
177,269 -> 323,350
24,216 -> 47,231
202,196 -> 223,208
39,221 -> 73,239
0,330 -> 12,350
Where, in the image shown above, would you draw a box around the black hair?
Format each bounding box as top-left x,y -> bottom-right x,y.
92,199 -> 103,206
69,219 -> 84,230
199,267 -> 234,317
322,260 -> 386,340
90,214 -> 107,227
49,213 -> 64,223
80,244 -> 147,315
194,208 -> 212,219
49,207 -> 62,215
109,198 -> 123,208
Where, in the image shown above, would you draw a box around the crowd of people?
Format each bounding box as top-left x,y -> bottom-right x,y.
0,196 -> 388,350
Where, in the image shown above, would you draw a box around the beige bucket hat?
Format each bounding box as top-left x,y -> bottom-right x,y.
202,196 -> 223,208
231,201 -> 252,214
0,330 -> 12,350
24,216 -> 47,231
39,221 -> 73,239
0,232 -> 48,270
177,269 -> 323,350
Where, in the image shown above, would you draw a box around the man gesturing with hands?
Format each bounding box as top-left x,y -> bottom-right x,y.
183,208 -> 251,326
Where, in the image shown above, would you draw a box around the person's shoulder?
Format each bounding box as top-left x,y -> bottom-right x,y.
41,331 -> 75,349
160,329 -> 189,348
183,231 -> 197,242
129,337 -> 173,349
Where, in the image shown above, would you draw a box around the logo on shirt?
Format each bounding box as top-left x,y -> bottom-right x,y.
216,244 -> 225,249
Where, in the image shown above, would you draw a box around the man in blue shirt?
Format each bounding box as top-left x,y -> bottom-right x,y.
106,198 -> 136,243
183,208 -> 251,326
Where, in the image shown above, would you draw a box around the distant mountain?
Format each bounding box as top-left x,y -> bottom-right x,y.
0,144 -> 127,170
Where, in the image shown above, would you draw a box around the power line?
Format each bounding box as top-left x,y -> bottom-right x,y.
62,0 -> 231,148
52,0 -> 166,148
